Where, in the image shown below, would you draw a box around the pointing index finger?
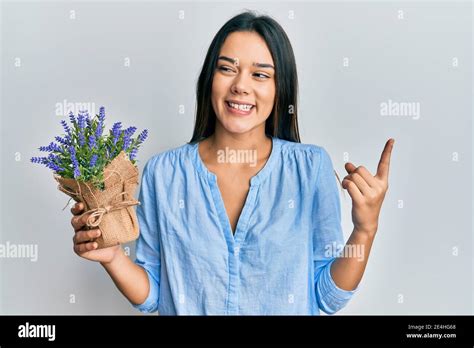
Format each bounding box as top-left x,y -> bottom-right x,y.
376,138 -> 395,181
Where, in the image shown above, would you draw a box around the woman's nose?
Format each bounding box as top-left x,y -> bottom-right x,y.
231,73 -> 251,95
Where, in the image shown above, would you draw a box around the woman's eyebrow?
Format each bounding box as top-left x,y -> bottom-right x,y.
218,56 -> 274,69
253,62 -> 274,70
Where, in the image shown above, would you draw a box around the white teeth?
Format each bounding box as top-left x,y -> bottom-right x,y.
228,102 -> 253,111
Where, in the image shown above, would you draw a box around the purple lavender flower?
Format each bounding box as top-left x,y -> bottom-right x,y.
111,122 -> 122,145
84,111 -> 92,129
32,153 -> 63,172
47,153 -> 59,161
122,126 -> 137,150
78,133 -> 85,147
38,143 -> 50,152
73,165 -> 80,178
69,146 -> 81,178
95,106 -> 106,138
129,148 -> 138,161
68,145 -> 76,156
77,111 -> 86,129
77,111 -> 86,147
44,153 -> 64,172
88,134 -> 96,149
39,141 -> 63,153
137,129 -> 148,144
45,159 -> 64,172
32,107 -> 148,182
68,111 -> 76,126
55,135 -> 70,146
89,154 -> 98,168
30,156 -> 48,165
48,162 -> 64,172
60,120 -> 71,137
125,126 -> 137,136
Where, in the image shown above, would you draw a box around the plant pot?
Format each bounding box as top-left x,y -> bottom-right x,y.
54,151 -> 140,248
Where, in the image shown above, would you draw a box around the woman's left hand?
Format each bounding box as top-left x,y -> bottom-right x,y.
341,138 -> 395,238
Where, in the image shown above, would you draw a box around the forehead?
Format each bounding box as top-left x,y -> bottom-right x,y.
219,31 -> 274,64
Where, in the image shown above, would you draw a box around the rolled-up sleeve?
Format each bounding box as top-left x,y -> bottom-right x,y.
312,147 -> 358,315
133,157 -> 161,313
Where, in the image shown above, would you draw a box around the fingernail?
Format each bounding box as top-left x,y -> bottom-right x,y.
96,230 -> 101,237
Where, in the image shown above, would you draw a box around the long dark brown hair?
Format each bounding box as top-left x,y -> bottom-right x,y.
189,10 -> 300,144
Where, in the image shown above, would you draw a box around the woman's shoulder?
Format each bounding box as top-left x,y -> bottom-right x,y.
275,138 -> 335,171
276,137 -> 326,157
142,141 -> 195,172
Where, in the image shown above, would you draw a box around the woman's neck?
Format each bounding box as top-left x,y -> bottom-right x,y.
202,125 -> 272,167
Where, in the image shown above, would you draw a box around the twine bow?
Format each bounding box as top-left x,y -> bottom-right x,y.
55,167 -> 140,228
57,180 -> 140,228
81,192 -> 141,228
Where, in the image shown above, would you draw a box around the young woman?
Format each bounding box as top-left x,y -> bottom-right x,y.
70,11 -> 394,315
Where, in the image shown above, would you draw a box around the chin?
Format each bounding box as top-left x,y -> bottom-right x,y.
219,118 -> 256,135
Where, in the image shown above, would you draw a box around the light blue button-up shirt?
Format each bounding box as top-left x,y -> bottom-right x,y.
132,136 -> 358,315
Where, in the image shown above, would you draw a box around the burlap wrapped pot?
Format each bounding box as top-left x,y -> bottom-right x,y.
54,151 -> 141,249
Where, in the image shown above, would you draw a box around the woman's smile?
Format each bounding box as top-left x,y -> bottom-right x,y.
224,100 -> 256,116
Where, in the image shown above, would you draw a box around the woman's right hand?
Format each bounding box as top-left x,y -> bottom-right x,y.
71,202 -> 121,264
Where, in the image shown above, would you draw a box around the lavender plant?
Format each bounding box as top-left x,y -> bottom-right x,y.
31,106 -> 149,190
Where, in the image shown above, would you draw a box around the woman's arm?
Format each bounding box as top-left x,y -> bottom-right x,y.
71,202 -> 152,307
330,227 -> 376,291
332,138 -> 395,291
100,250 -> 150,306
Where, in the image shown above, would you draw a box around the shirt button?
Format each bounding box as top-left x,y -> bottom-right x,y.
234,246 -> 240,255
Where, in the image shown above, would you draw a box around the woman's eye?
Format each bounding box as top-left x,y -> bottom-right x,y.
254,73 -> 270,79
218,66 -> 234,73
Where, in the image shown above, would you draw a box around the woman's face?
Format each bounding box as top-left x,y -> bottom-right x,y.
211,31 -> 276,135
